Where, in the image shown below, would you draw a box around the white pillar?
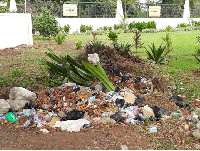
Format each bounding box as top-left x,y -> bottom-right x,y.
9,0 -> 17,12
183,0 -> 190,20
116,0 -> 124,20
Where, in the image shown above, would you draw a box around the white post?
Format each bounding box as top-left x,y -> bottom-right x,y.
183,0 -> 190,20
25,0 -> 26,13
116,0 -> 124,20
9,0 -> 17,12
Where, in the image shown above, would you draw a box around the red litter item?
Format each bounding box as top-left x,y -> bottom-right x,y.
182,110 -> 189,115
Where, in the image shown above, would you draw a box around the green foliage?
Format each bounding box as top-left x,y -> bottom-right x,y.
80,24 -> 87,33
145,43 -> 170,64
177,23 -> 191,28
192,21 -> 200,27
108,30 -> 118,43
54,34 -> 65,45
145,117 -> 152,125
117,42 -> 132,51
75,40 -> 83,50
11,70 -> 23,78
128,21 -> 156,31
165,25 -> 172,32
82,61 -> 115,91
45,50 -> 115,91
162,33 -> 172,52
80,24 -> 93,33
90,40 -> 104,47
45,50 -> 93,86
63,24 -> 70,34
32,7 -> 59,38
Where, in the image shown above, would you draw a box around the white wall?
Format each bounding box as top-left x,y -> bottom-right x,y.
56,17 -> 200,34
0,13 -> 33,49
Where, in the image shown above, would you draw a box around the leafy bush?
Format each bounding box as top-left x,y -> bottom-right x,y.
165,25 -> 172,32
145,43 -> 170,64
80,24 -> 93,33
147,21 -> 156,29
63,24 -> 70,34
80,24 -> 87,33
177,23 -> 191,28
75,40 -> 82,49
32,7 -> 59,38
117,42 -> 132,51
193,21 -> 200,27
108,30 -> 118,43
54,34 -> 65,45
128,21 -> 156,31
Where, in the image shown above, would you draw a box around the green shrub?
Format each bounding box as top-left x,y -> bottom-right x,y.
145,43 -> 170,65
54,34 -> 65,45
63,24 -> 70,34
165,25 -> 172,32
80,24 -> 87,33
75,40 -> 82,49
147,21 -> 156,29
177,23 -> 191,28
32,7 -> 59,38
117,42 -> 132,51
80,24 -> 93,33
108,30 -> 118,43
193,21 -> 200,27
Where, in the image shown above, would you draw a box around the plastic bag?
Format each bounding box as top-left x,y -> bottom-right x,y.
61,109 -> 85,121
6,112 -> 17,122
110,112 -> 123,123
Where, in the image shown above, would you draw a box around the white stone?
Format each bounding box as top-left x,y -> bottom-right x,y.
196,121 -> 200,129
53,119 -> 90,132
192,129 -> 200,139
88,53 -> 100,65
192,115 -> 199,122
9,87 -> 36,101
120,145 -> 128,150
7,99 -> 29,111
40,128 -> 49,134
0,99 -> 11,114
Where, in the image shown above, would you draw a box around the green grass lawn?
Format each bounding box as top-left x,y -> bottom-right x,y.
0,30 -> 199,98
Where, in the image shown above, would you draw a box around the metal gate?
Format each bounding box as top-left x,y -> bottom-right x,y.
126,3 -> 182,18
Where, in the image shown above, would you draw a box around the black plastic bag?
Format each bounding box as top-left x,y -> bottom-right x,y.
121,75 -> 130,82
110,112 -> 123,123
115,98 -> 125,107
152,106 -> 169,118
23,101 -> 38,109
134,96 -> 145,105
61,109 -> 85,121
169,95 -> 184,108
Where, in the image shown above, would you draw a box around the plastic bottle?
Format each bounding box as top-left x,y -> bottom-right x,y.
22,118 -> 32,128
124,118 -> 133,124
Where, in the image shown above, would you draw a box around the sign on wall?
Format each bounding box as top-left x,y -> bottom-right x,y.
149,6 -> 161,17
63,4 -> 77,16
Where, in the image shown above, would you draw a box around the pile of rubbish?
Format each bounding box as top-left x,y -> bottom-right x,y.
0,80 -> 191,133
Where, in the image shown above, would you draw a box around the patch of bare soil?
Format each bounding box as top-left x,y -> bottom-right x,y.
0,123 -> 154,150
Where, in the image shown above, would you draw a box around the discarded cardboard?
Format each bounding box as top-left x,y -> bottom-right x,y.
49,117 -> 61,127
124,93 -> 136,104
141,106 -> 155,117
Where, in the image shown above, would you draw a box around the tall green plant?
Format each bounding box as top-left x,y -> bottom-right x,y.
162,33 -> 172,52
45,50 -> 115,91
145,43 -> 170,65
32,7 -> 59,38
